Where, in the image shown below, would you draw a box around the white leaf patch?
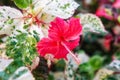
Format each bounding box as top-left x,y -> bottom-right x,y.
9,67 -> 35,80
0,58 -> 13,72
29,24 -> 44,39
33,0 -> 79,20
109,59 -> 120,71
67,51 -> 89,70
43,0 -> 79,19
0,6 -> 24,35
78,13 -> 108,35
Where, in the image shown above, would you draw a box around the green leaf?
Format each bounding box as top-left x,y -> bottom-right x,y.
89,55 -> 103,71
13,0 -> 32,9
77,13 -> 108,35
78,63 -> 94,79
79,63 -> 92,72
55,59 -> 66,71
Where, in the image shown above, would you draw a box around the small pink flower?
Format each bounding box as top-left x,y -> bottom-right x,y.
96,5 -> 113,20
113,0 -> 120,8
37,17 -> 82,62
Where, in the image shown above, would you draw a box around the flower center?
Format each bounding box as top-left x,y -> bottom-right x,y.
22,10 -> 45,25
60,36 -> 65,41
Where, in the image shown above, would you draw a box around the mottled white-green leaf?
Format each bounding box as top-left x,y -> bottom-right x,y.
9,67 -> 35,80
65,62 -> 74,80
29,24 -> 44,39
65,51 -> 89,80
0,58 -> 13,72
109,60 -> 120,71
94,68 -> 113,80
43,0 -> 79,19
6,33 -> 38,67
0,6 -> 24,36
32,0 -> 79,21
67,51 -> 89,70
78,13 -> 108,35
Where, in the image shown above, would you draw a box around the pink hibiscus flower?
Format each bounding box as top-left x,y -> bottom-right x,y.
37,17 -> 82,63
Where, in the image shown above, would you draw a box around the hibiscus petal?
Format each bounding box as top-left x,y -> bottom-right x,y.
65,18 -> 82,41
49,17 -> 82,41
37,38 -> 58,57
55,38 -> 80,59
48,17 -> 69,41
54,44 -> 68,59
37,37 -> 69,59
65,38 -> 80,50
37,38 -> 79,60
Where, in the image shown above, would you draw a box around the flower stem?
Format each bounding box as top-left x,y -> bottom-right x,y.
61,42 -> 80,64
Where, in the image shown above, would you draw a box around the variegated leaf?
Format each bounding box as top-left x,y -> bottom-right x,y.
109,59 -> 120,71
94,68 -> 114,80
0,58 -> 13,72
43,0 -> 79,19
32,0 -> 79,22
9,67 -> 35,80
29,24 -> 44,39
67,51 -> 89,70
0,6 -> 24,36
77,13 -> 108,35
